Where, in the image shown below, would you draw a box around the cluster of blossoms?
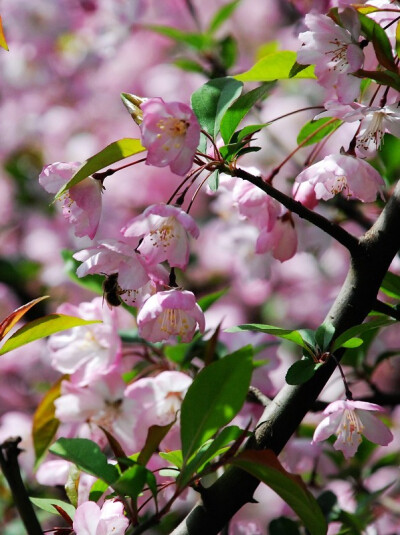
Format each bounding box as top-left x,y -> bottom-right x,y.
2,1 -> 399,534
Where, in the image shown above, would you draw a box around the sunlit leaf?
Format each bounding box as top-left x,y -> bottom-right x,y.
33,377 -> 63,466
191,77 -> 243,138
55,138 -> 145,199
0,296 -> 49,340
30,497 -> 75,520
220,82 -> 275,143
234,51 -> 316,82
232,450 -> 327,535
0,16 -> 9,51
0,314 -> 101,356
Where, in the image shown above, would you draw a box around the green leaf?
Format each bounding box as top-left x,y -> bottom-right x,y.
62,249 -> 103,294
0,314 -> 101,356
354,68 -> 400,92
359,13 -> 396,72
219,34 -> 238,70
55,138 -> 145,199
173,58 -> 205,74
191,77 -> 243,138
219,141 -> 247,161
137,423 -> 175,466
32,377 -> 62,466
207,169 -> 220,191
89,479 -> 109,502
340,337 -> 363,349
30,497 -> 75,519
396,20 -> 400,59
236,123 -> 269,141
380,270 -> 400,299
234,51 -> 316,82
378,134 -> 400,185
159,450 -> 183,469
315,322 -> 335,351
297,118 -> 342,147
198,288 -> 228,312
220,83 -> 275,143
285,359 -> 316,385
113,464 -> 148,499
232,450 -> 327,535
180,346 -> 253,463
331,317 -> 397,352
289,61 -> 311,78
226,323 -> 314,354
208,0 -> 241,34
145,25 -> 212,51
181,425 -> 243,485
50,438 -> 119,485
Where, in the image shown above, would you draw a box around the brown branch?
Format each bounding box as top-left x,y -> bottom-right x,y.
231,166 -> 360,254
0,437 -> 43,535
171,182 -> 400,535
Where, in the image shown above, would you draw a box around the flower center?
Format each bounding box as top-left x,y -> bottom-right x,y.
149,217 -> 176,249
337,408 -> 364,446
159,308 -> 189,338
357,111 -> 385,151
326,38 -> 349,71
157,117 -> 189,138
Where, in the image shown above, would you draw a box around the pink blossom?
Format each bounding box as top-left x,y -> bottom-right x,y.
122,203 -> 199,270
55,371 -> 144,452
73,500 -> 129,535
73,239 -> 164,307
293,181 -> 318,209
232,179 -> 281,230
126,371 -> 192,426
39,162 -> 102,239
140,97 -> 200,175
318,100 -> 400,155
312,399 -> 393,459
295,153 -> 384,203
297,12 -> 364,103
256,215 -> 297,262
137,289 -> 205,343
47,297 -> 121,386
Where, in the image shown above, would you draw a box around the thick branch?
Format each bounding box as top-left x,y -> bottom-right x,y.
231,167 -> 359,254
172,183 -> 400,535
0,437 -> 43,535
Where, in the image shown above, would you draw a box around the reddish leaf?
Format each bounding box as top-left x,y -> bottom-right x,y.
0,296 -> 49,340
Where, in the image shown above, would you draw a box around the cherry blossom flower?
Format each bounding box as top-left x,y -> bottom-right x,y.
256,214 -> 298,262
47,297 -> 121,386
73,500 -> 129,535
126,371 -> 192,427
39,162 -> 102,239
140,97 -> 201,175
312,399 -> 393,459
122,203 -> 199,270
297,12 -> 364,103
73,239 -> 165,307
317,100 -> 400,155
232,179 -> 281,230
136,289 -> 205,343
55,371 -> 144,452
295,153 -> 384,202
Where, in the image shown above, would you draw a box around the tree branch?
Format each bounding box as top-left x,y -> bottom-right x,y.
0,437 -> 43,535
230,166 -> 360,254
171,183 -> 400,535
